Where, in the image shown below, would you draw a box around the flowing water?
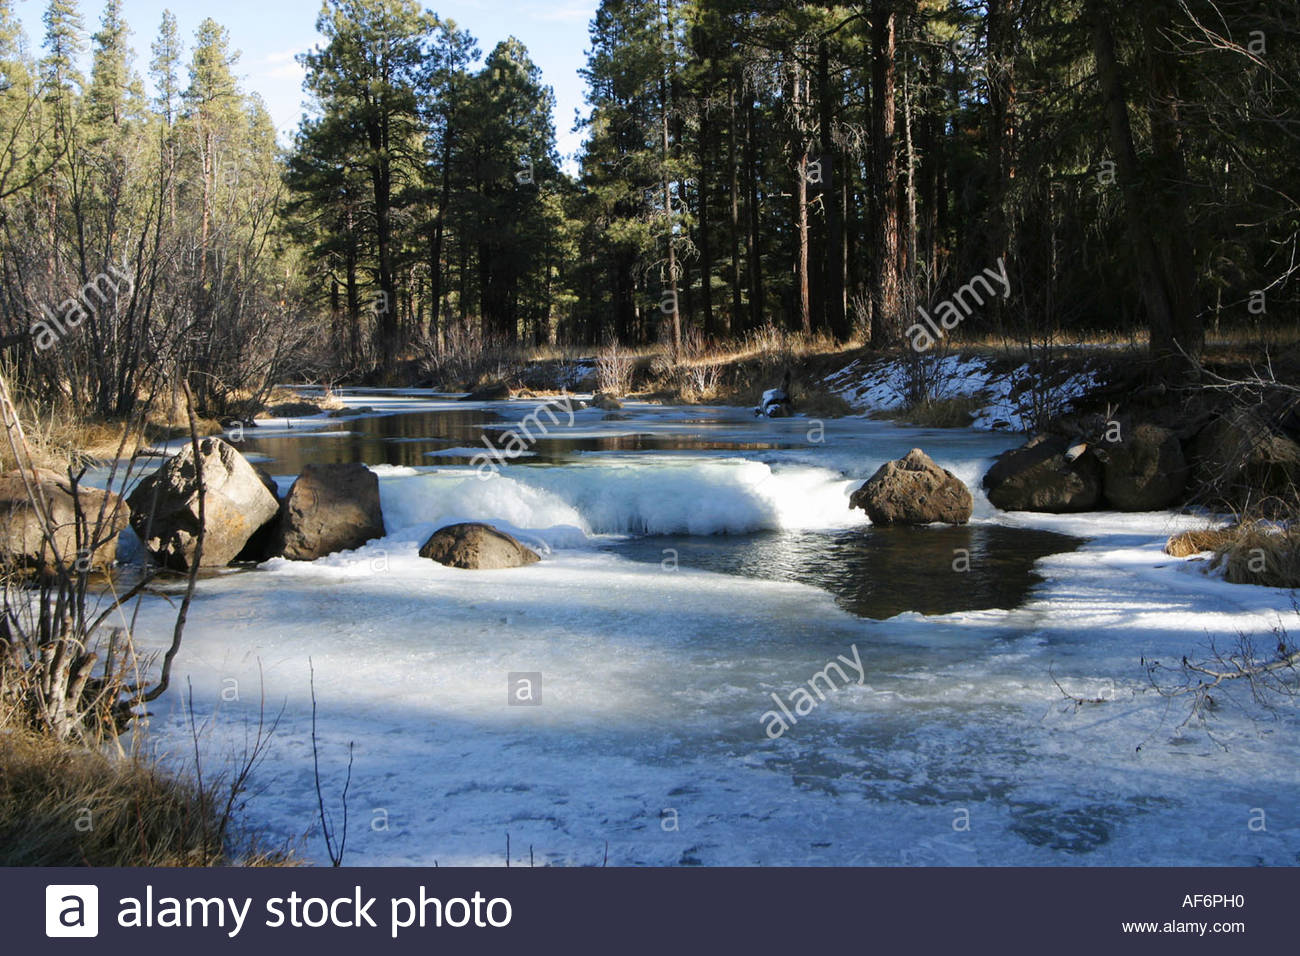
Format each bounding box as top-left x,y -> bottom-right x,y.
113,391 -> 1300,866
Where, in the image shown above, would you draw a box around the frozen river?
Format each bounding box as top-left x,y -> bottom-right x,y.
119,391 -> 1300,865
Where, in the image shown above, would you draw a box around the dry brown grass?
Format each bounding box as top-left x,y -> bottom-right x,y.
1165,528 -> 1238,558
1167,523 -> 1300,588
0,725 -> 292,866
875,393 -> 986,429
0,392 -> 226,473
268,385 -> 345,410
1211,523 -> 1300,588
792,386 -> 855,418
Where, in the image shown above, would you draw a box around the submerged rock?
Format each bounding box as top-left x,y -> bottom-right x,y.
1098,422 -> 1187,511
128,437 -> 279,569
1,468 -> 129,573
591,393 -> 623,411
419,522 -> 540,570
460,382 -> 513,402
982,434 -> 1103,513
326,405 -> 374,418
273,463 -> 385,561
260,400 -> 324,418
850,448 -> 973,525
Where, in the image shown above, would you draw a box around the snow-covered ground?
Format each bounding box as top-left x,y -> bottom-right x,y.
823,352 -> 1104,431
116,392 -> 1299,866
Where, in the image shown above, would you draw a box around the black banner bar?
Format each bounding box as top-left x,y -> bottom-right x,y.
11,867 -> 1293,953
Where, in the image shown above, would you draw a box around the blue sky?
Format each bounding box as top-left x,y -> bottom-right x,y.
13,0 -> 598,166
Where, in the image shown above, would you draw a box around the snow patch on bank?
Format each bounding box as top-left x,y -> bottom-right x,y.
824,353 -> 1103,431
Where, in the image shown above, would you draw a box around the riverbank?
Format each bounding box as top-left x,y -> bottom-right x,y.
0,721 -> 292,866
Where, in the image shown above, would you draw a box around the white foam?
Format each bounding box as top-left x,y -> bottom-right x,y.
376,459 -> 866,539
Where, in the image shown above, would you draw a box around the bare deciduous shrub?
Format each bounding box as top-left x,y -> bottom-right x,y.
1146,610 -> 1299,727
654,327 -> 724,402
595,339 -> 635,396
417,322 -> 525,389
745,324 -> 789,379
900,342 -> 955,409
0,371 -> 201,744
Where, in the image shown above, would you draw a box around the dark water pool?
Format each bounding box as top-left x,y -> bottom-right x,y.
237,407 -> 789,473
609,524 -> 1080,619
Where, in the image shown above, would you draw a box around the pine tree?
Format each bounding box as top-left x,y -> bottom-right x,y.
460,37 -> 560,342
183,17 -> 241,288
150,10 -> 182,128
420,16 -> 479,345
300,0 -> 433,375
86,0 -> 133,130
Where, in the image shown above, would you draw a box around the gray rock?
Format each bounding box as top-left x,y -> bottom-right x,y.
128,438 -> 280,569
1,468 -> 128,574
1189,407 -> 1300,507
261,401 -> 323,418
982,434 -> 1103,513
460,382 -> 513,402
272,463 -> 385,561
419,522 -> 540,570
1099,423 -> 1187,511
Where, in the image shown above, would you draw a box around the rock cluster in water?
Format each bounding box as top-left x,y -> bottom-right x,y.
12,436 -> 544,573
127,437 -> 279,569
271,463 -> 385,561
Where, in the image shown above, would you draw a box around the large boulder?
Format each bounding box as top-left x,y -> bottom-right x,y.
849,448 -> 973,525
1,469 -> 128,574
1098,423 -> 1188,511
272,463 -> 385,561
982,434 -> 1103,513
1188,407 -> 1300,508
128,438 -> 280,570
419,522 -> 540,570
233,467 -> 284,563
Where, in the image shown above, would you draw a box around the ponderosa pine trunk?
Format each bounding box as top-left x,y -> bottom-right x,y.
869,1 -> 902,346
1087,0 -> 1202,375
